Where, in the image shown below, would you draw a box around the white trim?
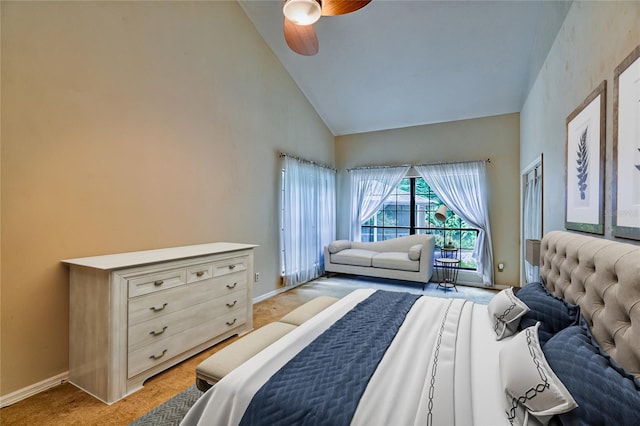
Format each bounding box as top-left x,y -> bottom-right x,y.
0,372 -> 68,408
454,270 -> 484,287
253,281 -> 307,304
520,154 -> 543,287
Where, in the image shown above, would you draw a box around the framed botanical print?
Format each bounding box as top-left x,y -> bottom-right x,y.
613,45 -> 640,240
564,81 -> 606,235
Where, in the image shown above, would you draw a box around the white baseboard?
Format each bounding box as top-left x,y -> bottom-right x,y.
0,371 -> 68,408
253,283 -> 301,303
253,286 -> 289,303
253,280 -> 310,304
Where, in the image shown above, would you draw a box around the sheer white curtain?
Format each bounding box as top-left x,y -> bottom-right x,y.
415,161 -> 494,286
349,166 -> 410,241
280,155 -> 336,287
523,167 -> 542,283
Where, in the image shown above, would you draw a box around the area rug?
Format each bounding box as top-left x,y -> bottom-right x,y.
129,385 -> 203,426
305,275 -> 497,305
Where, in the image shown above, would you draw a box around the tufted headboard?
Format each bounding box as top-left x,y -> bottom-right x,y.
539,231 -> 640,378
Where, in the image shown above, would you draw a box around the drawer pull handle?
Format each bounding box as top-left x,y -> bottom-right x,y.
226,282 -> 237,289
228,264 -> 236,270
150,303 -> 168,312
196,271 -> 205,277
149,326 -> 168,336
154,280 -> 164,287
226,300 -> 237,308
226,318 -> 237,326
149,349 -> 167,360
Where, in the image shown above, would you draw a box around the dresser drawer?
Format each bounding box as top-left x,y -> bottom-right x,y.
128,276 -> 248,326
186,263 -> 213,283
128,291 -> 246,351
214,271 -> 247,292
128,309 -> 247,378
212,256 -> 248,278
128,268 -> 186,298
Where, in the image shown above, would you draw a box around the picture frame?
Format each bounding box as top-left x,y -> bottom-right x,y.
612,45 -> 640,240
564,81 -> 606,235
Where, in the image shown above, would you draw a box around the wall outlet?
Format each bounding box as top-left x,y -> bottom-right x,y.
498,263 -> 505,272
254,272 -> 260,282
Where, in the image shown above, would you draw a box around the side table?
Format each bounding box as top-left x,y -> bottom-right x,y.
435,258 -> 460,292
440,247 -> 459,259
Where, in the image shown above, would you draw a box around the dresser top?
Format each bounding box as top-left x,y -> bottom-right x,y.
62,242 -> 257,270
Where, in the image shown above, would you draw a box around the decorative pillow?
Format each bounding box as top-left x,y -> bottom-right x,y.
408,244 -> 422,261
499,323 -> 577,424
487,288 -> 530,340
543,321 -> 640,425
516,282 -> 580,345
327,240 -> 351,254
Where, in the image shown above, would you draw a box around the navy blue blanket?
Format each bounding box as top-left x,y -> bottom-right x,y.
239,290 -> 421,426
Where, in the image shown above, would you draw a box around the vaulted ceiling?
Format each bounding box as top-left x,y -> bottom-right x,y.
239,0 -> 571,136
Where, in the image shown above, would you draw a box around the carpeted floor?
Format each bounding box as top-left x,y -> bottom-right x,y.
2,275 -> 497,425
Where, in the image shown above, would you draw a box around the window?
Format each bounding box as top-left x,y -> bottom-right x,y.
361,177 -> 478,270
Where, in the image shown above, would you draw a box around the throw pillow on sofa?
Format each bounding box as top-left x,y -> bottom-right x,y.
408,244 -> 422,260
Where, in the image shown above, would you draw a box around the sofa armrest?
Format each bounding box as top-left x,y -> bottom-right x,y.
418,237 -> 435,281
327,240 -> 351,254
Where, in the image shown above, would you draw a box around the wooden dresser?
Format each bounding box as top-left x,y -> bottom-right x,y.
63,242 -> 256,404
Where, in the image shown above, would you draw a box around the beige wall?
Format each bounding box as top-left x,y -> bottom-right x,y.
521,1 -> 640,239
335,113 -> 521,287
0,1 -> 334,397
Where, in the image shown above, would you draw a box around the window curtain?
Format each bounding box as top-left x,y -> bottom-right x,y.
349,166 -> 410,241
279,155 -> 336,287
415,161 -> 494,287
523,167 -> 542,283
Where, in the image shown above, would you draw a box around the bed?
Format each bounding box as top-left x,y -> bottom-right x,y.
181,231 -> 640,425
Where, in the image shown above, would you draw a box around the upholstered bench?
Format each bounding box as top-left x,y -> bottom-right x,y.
195,296 -> 339,391
278,296 -> 341,326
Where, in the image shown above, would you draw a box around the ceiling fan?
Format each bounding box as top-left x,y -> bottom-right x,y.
282,0 -> 372,56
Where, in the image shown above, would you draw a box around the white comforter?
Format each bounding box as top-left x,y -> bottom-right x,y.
182,289 -> 510,426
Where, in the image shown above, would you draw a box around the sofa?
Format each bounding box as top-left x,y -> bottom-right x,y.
324,234 -> 435,287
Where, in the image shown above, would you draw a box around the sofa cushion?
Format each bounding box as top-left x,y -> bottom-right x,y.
408,244 -> 422,261
328,240 -> 351,254
331,249 -> 376,267
371,252 -> 420,272
351,234 -> 430,253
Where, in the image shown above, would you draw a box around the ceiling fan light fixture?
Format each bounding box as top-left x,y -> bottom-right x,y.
283,0 -> 322,26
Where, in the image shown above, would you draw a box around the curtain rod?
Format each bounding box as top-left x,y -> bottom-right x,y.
347,164 -> 411,172
280,152 -> 336,171
414,158 -> 491,167
348,159 -> 490,172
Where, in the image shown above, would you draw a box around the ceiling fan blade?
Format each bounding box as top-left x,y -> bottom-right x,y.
321,0 -> 371,16
284,18 -> 319,56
